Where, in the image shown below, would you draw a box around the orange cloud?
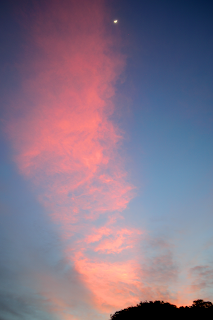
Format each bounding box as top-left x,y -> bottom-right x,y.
73,254 -> 142,312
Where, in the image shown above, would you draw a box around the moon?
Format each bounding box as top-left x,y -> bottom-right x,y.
114,20 -> 118,23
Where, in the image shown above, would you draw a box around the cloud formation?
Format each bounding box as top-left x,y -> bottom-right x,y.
189,265 -> 213,296
5,0 -> 142,317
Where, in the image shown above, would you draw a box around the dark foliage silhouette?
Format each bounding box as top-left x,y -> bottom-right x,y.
110,299 -> 213,320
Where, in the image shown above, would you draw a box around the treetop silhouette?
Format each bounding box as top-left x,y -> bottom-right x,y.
110,299 -> 213,319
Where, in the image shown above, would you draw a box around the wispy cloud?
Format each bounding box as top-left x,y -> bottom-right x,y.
189,265 -> 213,297
5,0 -> 141,317
138,236 -> 179,302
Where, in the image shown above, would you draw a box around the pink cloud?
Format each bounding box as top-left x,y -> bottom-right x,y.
5,0 -> 142,316
73,254 -> 142,312
93,228 -> 141,254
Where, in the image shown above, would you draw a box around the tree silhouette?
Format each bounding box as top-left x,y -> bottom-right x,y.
110,299 -> 213,320
191,299 -> 213,308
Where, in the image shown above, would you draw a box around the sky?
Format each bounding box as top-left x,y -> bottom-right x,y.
0,0 -> 213,319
